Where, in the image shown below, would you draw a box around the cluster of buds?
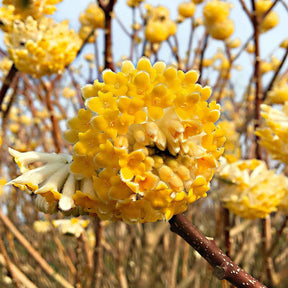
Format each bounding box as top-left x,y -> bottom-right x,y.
78,3 -> 105,42
203,0 -> 234,40
144,5 -> 177,44
9,58 -> 225,223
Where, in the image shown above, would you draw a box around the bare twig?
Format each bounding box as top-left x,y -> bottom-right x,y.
0,233 -> 21,288
0,253 -> 37,288
198,33 -> 209,84
0,209 -> 74,288
169,213 -> 267,288
263,47 -> 288,101
0,63 -> 18,112
91,217 -> 104,288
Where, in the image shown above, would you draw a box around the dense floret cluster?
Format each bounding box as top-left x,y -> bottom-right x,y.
9,58 -> 225,223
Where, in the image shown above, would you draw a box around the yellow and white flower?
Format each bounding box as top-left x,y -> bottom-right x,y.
9,58 -> 225,223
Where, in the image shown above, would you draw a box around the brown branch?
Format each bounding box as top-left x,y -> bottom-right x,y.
198,33 -> 209,84
0,253 -> 37,288
186,18 -> 195,71
0,233 -> 21,288
98,0 -> 117,71
91,217 -> 104,288
280,0 -> 288,11
0,63 -> 18,112
262,0 -> 279,20
263,47 -> 288,101
251,0 -> 263,160
169,213 -> 267,288
239,0 -> 252,19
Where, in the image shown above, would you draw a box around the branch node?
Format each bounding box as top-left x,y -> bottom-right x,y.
213,265 -> 227,280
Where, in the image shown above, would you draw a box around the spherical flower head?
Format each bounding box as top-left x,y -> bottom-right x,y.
4,17 -> 82,77
206,19 -> 234,41
8,58 -> 225,223
203,1 -> 231,24
3,0 -> 63,19
178,2 -> 196,19
255,103 -> 288,164
218,158 -> 286,219
144,5 -> 177,43
67,57 -> 225,223
145,21 -> 170,43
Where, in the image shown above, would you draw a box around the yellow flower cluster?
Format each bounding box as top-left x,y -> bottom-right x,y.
218,159 -> 286,219
3,0 -> 63,19
203,0 -> 234,40
0,5 -> 20,32
178,2 -> 196,19
255,103 -> 288,164
217,121 -> 241,163
267,81 -> 288,104
4,16 -> 82,77
144,5 -> 177,43
255,0 -> 279,33
79,3 -> 104,42
9,58 -> 225,223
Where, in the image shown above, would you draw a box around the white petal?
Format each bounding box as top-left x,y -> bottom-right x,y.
7,162 -> 67,192
59,173 -> 76,211
35,164 -> 70,195
9,148 -> 72,173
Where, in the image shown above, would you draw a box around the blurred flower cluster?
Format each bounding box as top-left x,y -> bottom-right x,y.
1,0 -> 81,77
3,0 -> 63,19
203,0 -> 234,40
256,103 -> 288,164
218,159 -> 286,219
5,16 -> 81,77
78,2 -> 104,42
144,5 -> 177,44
